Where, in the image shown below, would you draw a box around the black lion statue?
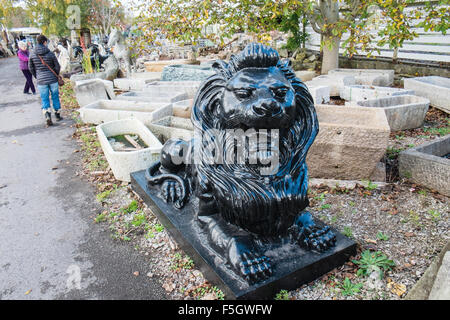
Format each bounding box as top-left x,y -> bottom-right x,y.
145,43 -> 336,283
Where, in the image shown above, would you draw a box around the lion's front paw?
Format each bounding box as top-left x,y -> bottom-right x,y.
160,180 -> 184,209
291,212 -> 337,252
228,237 -> 272,283
297,225 -> 336,252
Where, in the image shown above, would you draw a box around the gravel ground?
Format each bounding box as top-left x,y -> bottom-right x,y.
61,83 -> 449,300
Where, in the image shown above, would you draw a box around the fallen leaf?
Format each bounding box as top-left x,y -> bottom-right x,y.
404,232 -> 415,237
25,289 -> 32,295
387,281 -> 406,297
133,271 -> 139,276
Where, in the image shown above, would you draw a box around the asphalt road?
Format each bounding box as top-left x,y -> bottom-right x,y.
0,57 -> 166,300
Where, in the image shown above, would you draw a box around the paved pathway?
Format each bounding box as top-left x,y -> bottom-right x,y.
0,57 -> 166,299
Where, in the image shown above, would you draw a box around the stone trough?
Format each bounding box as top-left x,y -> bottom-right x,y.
116,91 -> 188,103
307,104 -> 390,181
143,81 -> 201,99
356,95 -> 429,131
113,72 -> 162,91
306,74 -> 356,96
172,99 -> 194,118
404,76 -> 450,114
147,116 -> 194,144
161,64 -> 215,81
328,68 -> 394,87
74,79 -> 115,107
399,134 -> 450,196
79,100 -> 172,125
341,85 -> 415,102
305,83 -> 330,104
97,119 -> 163,182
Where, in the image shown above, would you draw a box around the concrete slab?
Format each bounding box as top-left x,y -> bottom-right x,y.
79,100 -> 172,125
307,104 -> 390,180
328,68 -> 394,86
97,119 -> 163,182
404,76 -> 450,114
356,95 -> 430,131
113,78 -> 159,91
399,134 -> 450,196
340,85 -> 414,102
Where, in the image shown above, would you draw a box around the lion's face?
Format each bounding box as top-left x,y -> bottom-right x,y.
219,67 -> 297,130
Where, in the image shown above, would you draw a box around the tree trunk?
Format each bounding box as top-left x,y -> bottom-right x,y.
321,35 -> 340,74
393,47 -> 399,62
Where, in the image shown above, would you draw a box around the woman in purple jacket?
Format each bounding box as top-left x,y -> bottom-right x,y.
17,41 -> 36,95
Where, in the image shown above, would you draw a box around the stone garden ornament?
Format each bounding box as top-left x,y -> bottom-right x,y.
132,43 -> 355,298
107,29 -> 133,76
146,43 -> 337,282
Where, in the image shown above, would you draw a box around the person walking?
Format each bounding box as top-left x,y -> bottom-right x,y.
29,34 -> 63,127
17,41 -> 36,95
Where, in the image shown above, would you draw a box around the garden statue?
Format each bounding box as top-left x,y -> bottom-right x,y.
107,29 -> 133,77
144,43 -> 337,284
57,44 -> 70,73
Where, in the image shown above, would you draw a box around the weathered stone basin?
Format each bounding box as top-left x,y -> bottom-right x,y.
399,134 -> 450,196
307,104 -> 390,180
356,95 -> 429,131
79,99 -> 172,125
328,68 -> 395,86
116,91 -> 188,103
341,85 -> 415,102
147,116 -> 193,143
97,119 -> 163,182
143,81 -> 201,99
172,99 -> 194,118
404,76 -> 450,114
161,64 -> 215,81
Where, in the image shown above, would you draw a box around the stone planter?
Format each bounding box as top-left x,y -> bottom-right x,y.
356,95 -> 430,131
341,85 -> 415,102
172,99 -> 194,118
97,119 -> 163,182
306,104 -> 390,180
399,135 -> 450,196
79,100 -> 172,125
74,79 -> 114,107
113,72 -> 163,90
143,81 -> 201,99
161,64 -> 215,81
144,59 -> 189,72
295,70 -> 316,82
404,76 -> 450,114
328,68 -> 394,87
305,83 -> 330,104
116,91 -> 188,104
70,72 -> 107,86
306,74 -> 356,96
147,116 -> 193,143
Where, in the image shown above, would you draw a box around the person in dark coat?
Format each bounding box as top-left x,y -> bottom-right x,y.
29,34 -> 63,127
17,41 -> 36,95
